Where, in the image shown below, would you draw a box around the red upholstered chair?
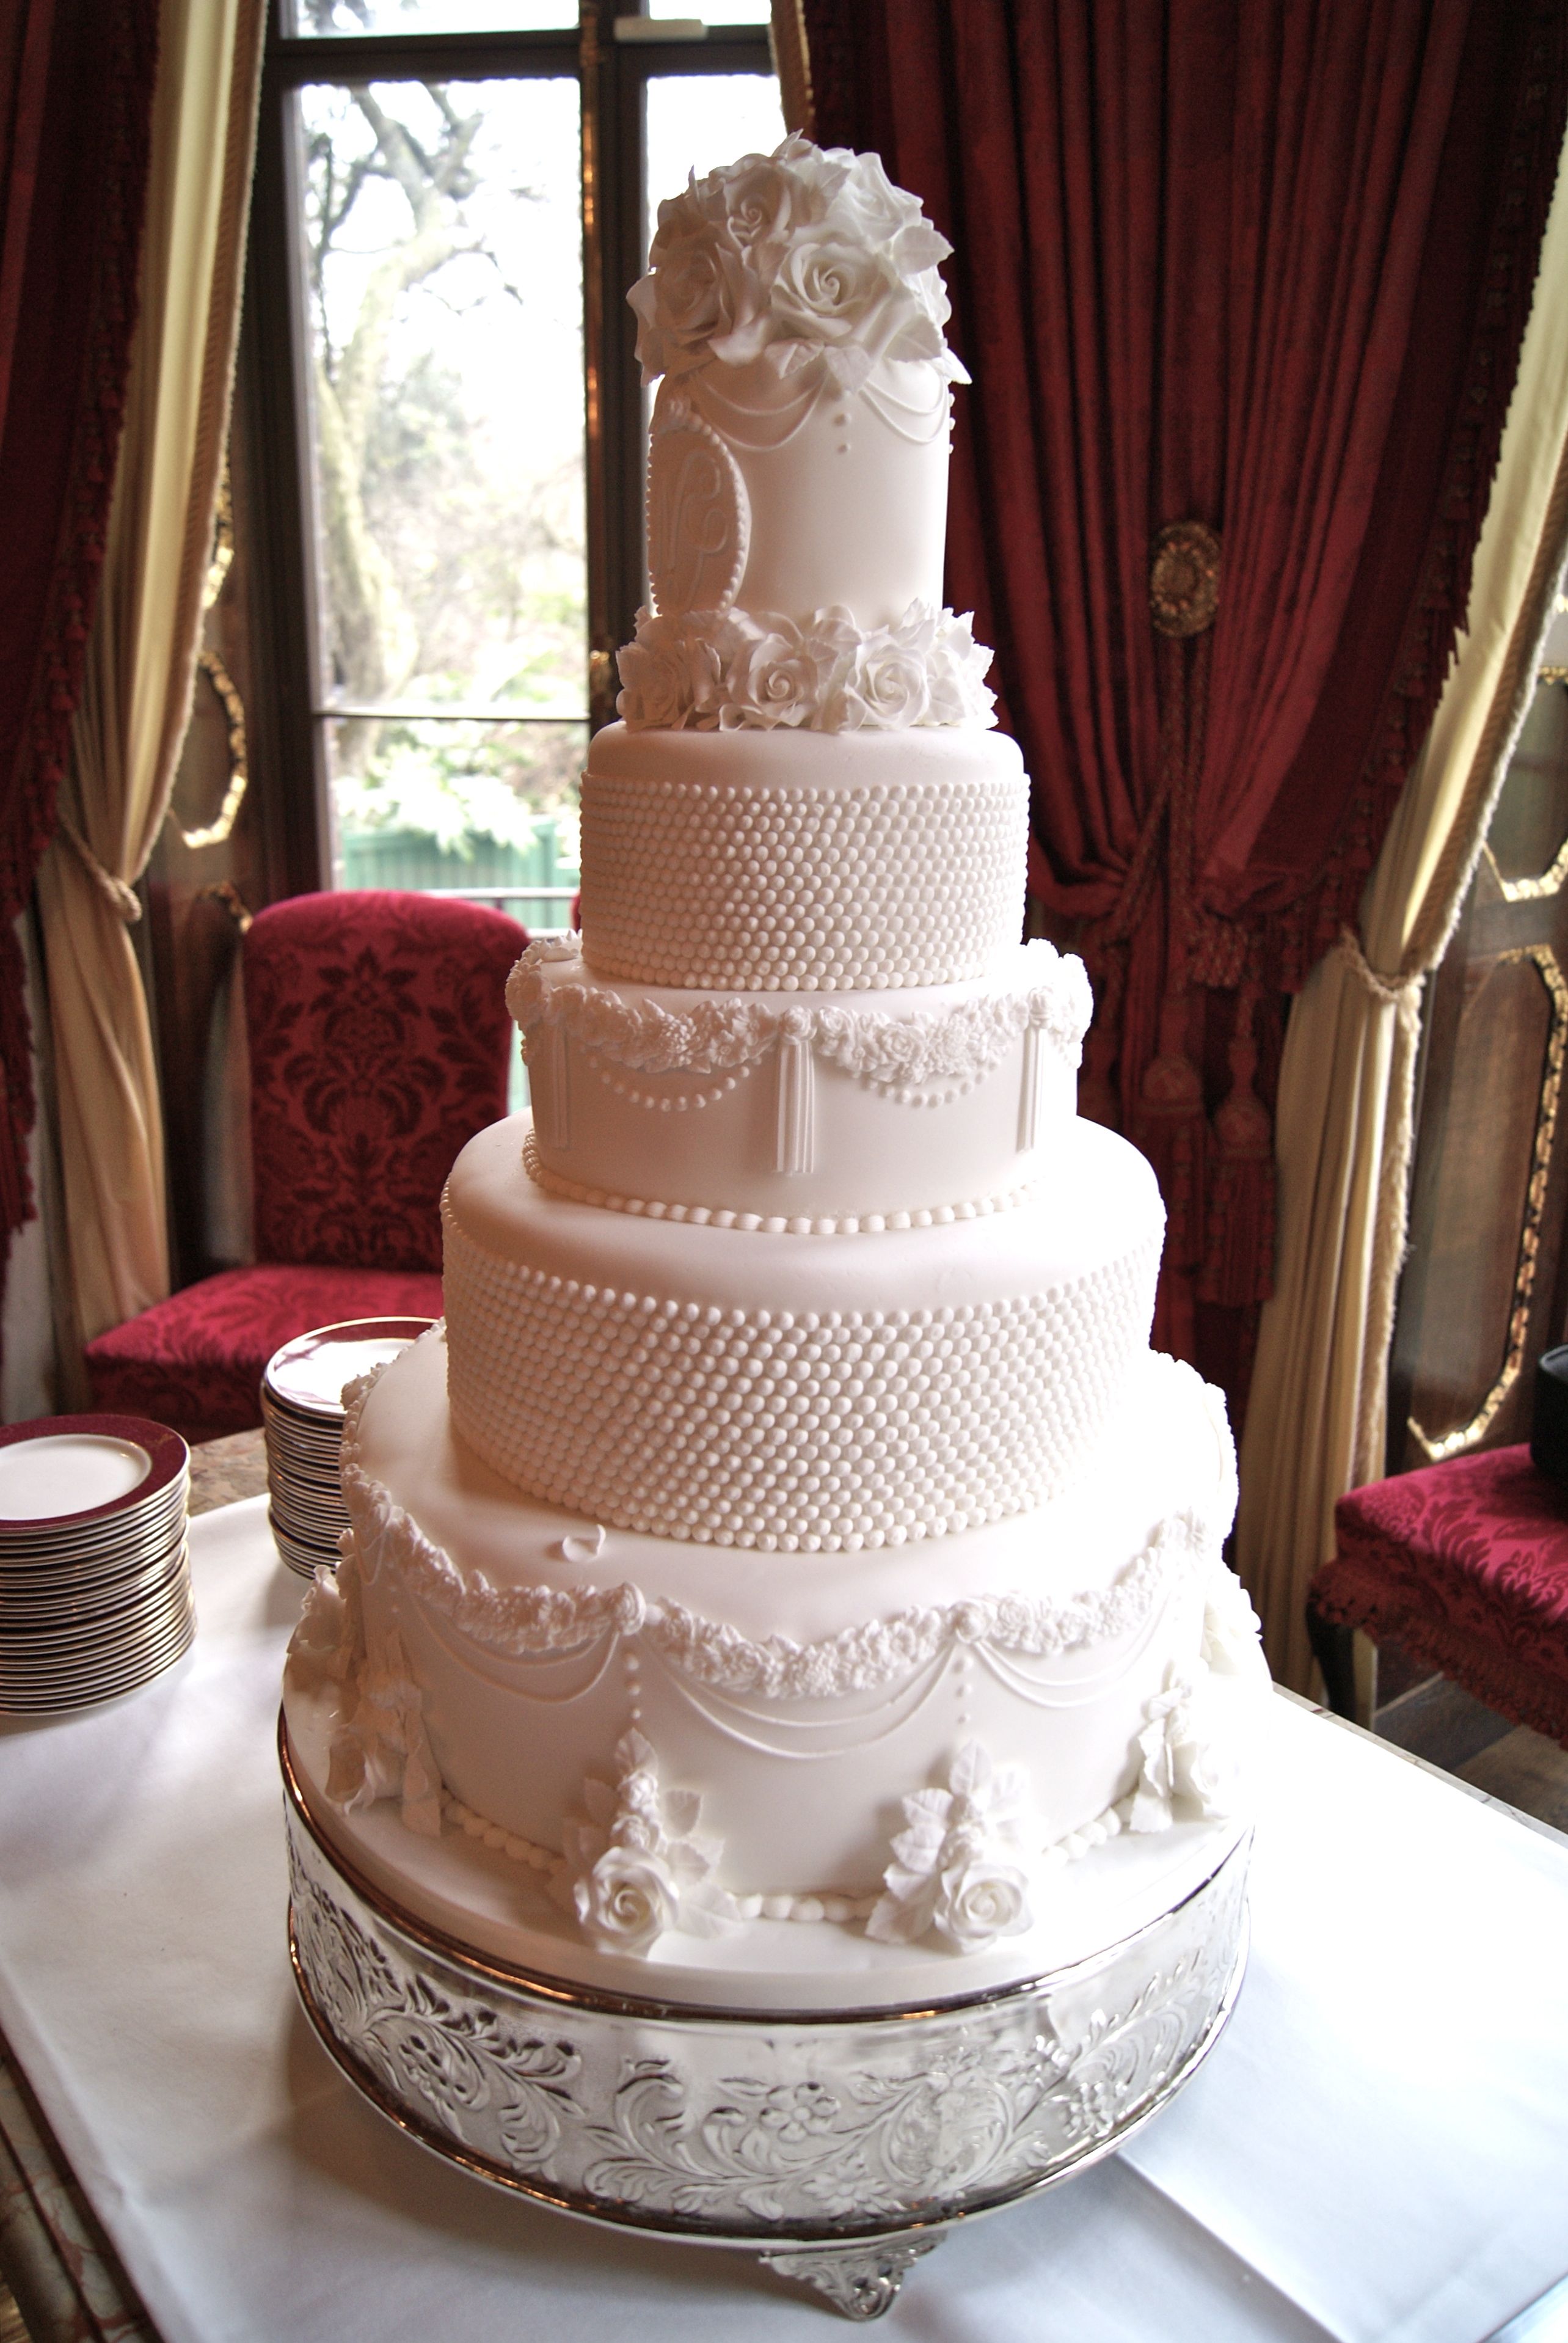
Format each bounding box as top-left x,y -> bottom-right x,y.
86,890 -> 525,1444
1308,1446 -> 1568,1747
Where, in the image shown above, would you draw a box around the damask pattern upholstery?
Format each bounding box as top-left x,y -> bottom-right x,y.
246,890 -> 522,1271
86,1262 -> 445,1445
1311,1446 -> 1568,1748
84,890 -> 524,1442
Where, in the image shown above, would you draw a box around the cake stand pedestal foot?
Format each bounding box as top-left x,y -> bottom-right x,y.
758,2232 -> 946,2319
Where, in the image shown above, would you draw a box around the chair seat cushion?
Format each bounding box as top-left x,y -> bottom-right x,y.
1312,1445 -> 1568,1745
84,1263 -> 444,1446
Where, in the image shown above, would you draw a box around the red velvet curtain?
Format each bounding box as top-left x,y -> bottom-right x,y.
803,0 -> 1567,1427
0,0 -> 158,1305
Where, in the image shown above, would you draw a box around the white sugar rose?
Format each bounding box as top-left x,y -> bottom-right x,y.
574,1845 -> 679,1954
828,149 -> 928,249
1202,1563 -> 1263,1676
719,620 -> 820,728
932,1851 -> 1032,1950
629,218 -> 766,381
925,610 -> 997,726
717,155 -> 806,273
1170,1706 -> 1244,1818
835,631 -> 930,728
771,233 -> 895,351
616,610 -> 721,729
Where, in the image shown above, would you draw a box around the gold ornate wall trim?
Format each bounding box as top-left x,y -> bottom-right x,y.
1482,833 -> 1568,901
178,647 -> 249,850
1409,941 -> 1568,1461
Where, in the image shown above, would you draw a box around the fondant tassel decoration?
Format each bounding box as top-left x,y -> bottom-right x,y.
775,1028 -> 815,1175
539,1021 -> 570,1150
1018,1023 -> 1044,1152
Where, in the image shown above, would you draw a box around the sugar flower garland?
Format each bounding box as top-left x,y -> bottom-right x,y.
616,599 -> 996,733
628,137 -> 967,394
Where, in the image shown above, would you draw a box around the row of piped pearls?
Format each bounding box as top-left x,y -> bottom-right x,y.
522,1133 -> 1041,1234
580,771 -> 1027,991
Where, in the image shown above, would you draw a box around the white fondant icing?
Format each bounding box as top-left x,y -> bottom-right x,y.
520,1140 -> 1046,1237
1126,1664 -> 1248,1835
324,1330 -> 1258,1899
578,722 -> 1028,992
337,1378 -> 1211,1689
510,937 -> 1091,1224
646,399 -> 750,616
774,1026 -> 814,1174
440,1118 -> 1164,1548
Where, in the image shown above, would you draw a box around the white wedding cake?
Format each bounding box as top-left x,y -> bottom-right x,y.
285,139 -> 1267,2010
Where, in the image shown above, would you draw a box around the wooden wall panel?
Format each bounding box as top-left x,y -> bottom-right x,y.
1388,678 -> 1568,1469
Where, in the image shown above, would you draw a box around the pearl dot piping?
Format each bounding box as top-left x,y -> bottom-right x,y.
592,1056 -> 759,1113
442,1202 -> 1159,1549
580,770 -> 1029,991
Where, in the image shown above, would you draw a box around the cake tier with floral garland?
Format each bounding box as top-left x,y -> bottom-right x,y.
283,139 -> 1268,2003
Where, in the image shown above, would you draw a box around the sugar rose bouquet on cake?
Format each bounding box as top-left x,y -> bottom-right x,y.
629,137 -> 968,393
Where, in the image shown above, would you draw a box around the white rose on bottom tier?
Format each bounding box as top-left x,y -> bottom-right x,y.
1128,1663 -> 1244,1833
867,1741 -> 1034,1953
557,1730 -> 745,1955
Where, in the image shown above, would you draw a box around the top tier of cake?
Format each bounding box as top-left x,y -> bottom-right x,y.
593,142 -> 1026,993
616,139 -> 994,739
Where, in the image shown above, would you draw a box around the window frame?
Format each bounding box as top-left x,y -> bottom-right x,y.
242,0 -> 776,893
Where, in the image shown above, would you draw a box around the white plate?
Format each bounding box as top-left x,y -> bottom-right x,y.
0,1433 -> 151,1522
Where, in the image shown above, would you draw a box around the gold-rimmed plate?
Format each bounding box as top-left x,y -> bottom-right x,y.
0,1417 -> 188,1545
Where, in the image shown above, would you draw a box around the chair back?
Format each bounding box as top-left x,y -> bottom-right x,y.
244,890 -> 525,1271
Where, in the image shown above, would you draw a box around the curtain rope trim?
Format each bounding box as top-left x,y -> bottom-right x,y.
1332,928 -> 1424,1023
55,813 -> 141,923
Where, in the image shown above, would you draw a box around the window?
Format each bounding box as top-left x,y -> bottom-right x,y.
251,0 -> 783,932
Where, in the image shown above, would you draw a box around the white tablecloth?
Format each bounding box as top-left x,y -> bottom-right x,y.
1,1498 -> 1565,2343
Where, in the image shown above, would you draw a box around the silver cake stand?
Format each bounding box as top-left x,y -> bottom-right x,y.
282,1726 -> 1249,2320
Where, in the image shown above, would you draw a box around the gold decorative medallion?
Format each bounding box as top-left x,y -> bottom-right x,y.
1150,521 -> 1221,639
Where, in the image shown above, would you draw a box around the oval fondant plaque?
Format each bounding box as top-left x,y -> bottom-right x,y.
647,401 -> 749,616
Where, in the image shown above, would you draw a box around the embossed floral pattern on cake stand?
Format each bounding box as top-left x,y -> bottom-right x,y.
282,1733 -> 1251,2319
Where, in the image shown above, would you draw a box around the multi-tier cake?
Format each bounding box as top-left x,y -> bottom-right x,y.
283,141 -> 1266,2034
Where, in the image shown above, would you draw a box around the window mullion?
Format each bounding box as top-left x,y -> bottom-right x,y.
583,0 -> 648,733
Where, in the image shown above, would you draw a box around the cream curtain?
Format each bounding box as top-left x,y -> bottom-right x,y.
35,0 -> 263,1347
1236,147 -> 1568,1694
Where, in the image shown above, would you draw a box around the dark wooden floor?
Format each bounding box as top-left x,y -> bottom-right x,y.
1374,1673 -> 1568,1832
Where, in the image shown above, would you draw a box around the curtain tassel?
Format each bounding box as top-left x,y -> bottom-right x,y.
1129,989 -> 1206,1270
1199,984 -> 1275,1307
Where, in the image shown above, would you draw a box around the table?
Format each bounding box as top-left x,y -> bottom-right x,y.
1,1497 -> 1567,2343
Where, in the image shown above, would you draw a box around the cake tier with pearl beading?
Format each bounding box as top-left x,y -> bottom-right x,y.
296,142 -> 1263,2000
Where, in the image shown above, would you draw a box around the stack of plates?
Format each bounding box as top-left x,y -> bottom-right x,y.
262,1318 -> 433,1579
0,1416 -> 193,1712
